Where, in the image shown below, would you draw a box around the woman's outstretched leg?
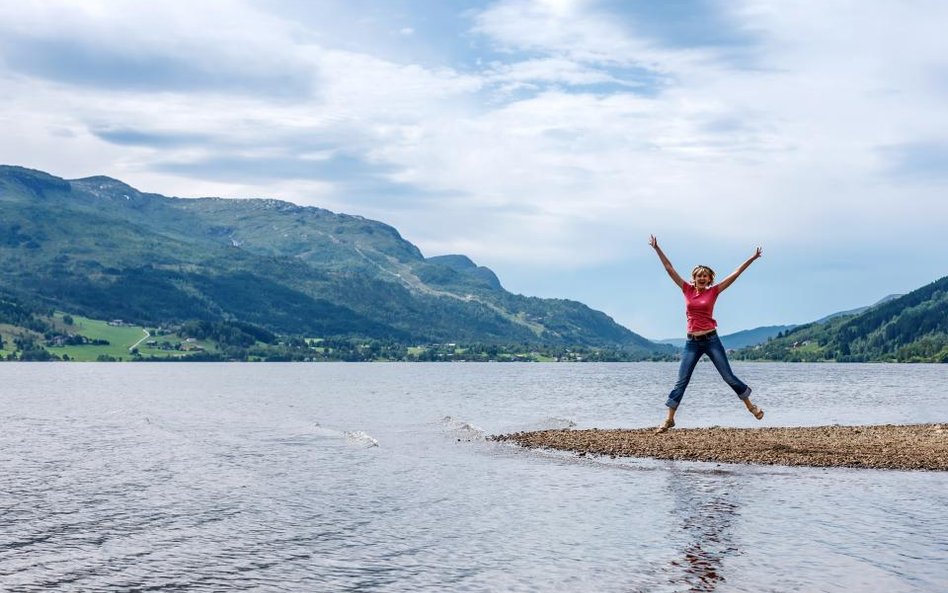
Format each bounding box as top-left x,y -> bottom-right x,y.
658,342 -> 702,432
704,336 -> 763,420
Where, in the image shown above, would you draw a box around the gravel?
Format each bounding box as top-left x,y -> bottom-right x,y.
491,423 -> 948,471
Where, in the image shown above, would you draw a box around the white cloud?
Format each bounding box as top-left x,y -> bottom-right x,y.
0,0 -> 946,336
0,1 -> 316,94
314,48 -> 482,123
472,0 -> 651,65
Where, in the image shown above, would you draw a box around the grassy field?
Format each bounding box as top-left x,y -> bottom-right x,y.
0,322 -> 17,358
45,314 -> 215,361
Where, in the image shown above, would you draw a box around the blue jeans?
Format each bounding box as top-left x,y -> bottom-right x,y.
666,334 -> 751,409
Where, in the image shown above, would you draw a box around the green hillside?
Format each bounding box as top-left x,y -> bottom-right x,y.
733,276 -> 948,362
0,165 -> 672,359
0,292 -> 653,362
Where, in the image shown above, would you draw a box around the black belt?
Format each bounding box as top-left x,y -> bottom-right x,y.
687,330 -> 717,341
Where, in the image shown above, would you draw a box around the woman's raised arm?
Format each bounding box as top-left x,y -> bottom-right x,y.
650,235 -> 685,288
717,247 -> 762,293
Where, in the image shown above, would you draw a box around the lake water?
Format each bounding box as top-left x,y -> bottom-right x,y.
1,362 -> 946,592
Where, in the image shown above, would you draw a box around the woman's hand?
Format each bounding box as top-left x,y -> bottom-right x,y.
649,234 -> 659,249
752,246 -> 763,260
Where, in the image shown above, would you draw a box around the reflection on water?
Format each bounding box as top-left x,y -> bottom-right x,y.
667,469 -> 740,592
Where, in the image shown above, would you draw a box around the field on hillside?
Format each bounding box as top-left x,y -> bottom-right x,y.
43,314 -> 215,361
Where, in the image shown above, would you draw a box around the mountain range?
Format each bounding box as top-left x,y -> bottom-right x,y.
733,278 -> 947,362
3,164 -> 943,363
0,165 -> 671,357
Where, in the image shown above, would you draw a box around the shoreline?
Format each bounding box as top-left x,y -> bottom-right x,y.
491,423 -> 948,471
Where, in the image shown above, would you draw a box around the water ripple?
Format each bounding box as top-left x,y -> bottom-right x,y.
0,362 -> 945,591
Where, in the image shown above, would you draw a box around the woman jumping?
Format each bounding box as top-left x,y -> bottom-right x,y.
649,235 -> 765,433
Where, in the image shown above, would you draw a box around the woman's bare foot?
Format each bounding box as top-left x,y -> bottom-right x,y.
655,417 -> 676,434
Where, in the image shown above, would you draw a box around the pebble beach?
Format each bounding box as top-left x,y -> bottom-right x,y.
492,423 -> 948,471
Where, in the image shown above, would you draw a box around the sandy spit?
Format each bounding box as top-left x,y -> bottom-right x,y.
491,424 -> 948,471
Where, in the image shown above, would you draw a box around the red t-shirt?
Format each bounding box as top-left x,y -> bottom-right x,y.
682,281 -> 720,334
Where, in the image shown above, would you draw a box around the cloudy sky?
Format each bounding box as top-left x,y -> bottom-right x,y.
1,0 -> 946,338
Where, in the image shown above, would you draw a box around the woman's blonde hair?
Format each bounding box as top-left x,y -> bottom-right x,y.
692,265 -> 715,284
